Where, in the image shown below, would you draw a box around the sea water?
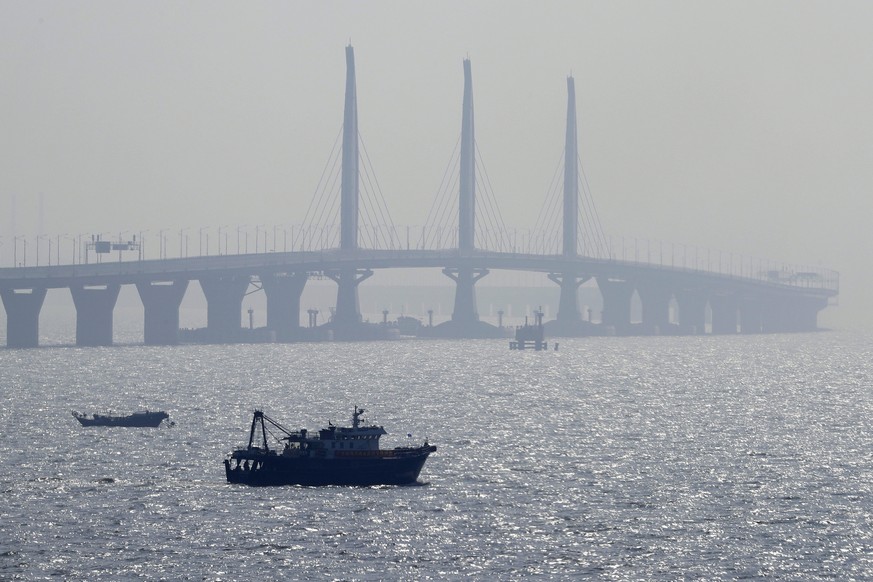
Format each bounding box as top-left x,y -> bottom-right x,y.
2,330 -> 873,580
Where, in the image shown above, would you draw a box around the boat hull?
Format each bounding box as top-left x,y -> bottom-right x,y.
73,412 -> 168,427
225,447 -> 436,486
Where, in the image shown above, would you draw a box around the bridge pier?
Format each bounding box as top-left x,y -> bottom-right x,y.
738,298 -> 764,334
762,296 -> 826,333
795,297 -> 827,331
637,280 -> 672,334
1,287 -> 47,348
597,278 -> 634,334
71,283 -> 120,346
199,275 -> 250,342
675,289 -> 707,335
261,272 -> 308,340
444,267 -> 488,324
136,280 -> 188,345
326,268 -> 373,329
710,294 -> 738,335
547,273 -> 591,326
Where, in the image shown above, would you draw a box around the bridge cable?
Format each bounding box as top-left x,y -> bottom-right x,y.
424,137 -> 460,249
423,136 -> 461,249
474,141 -> 510,251
532,152 -> 564,242
360,134 -> 399,249
578,154 -> 609,259
300,126 -> 343,239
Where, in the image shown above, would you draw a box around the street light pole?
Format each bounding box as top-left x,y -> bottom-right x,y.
255,224 -> 264,253
199,226 -> 207,256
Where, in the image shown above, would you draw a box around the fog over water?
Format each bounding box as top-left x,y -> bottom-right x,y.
1,2 -> 871,328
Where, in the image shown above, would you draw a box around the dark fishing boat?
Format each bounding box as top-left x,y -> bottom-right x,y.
224,407 -> 436,486
72,410 -> 169,427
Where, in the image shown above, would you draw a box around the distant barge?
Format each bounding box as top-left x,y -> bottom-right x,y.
510,310 -> 556,350
72,410 -> 169,427
225,407 -> 436,486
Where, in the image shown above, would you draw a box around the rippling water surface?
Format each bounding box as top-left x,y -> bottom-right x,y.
2,331 -> 873,580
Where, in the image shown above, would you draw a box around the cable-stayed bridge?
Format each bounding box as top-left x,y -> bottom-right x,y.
0,46 -> 838,347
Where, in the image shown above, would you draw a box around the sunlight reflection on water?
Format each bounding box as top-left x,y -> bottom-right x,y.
2,332 -> 873,579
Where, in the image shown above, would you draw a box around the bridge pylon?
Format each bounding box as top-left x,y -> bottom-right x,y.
322,45 -> 380,339
428,59 -> 501,339
546,76 -> 595,336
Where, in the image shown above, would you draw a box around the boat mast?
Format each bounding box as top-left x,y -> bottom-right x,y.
248,410 -> 265,450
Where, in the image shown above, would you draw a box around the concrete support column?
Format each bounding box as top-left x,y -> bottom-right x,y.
326,268 -> 373,327
636,280 -> 672,334
136,280 -> 188,345
596,277 -> 634,333
794,297 -> 827,331
710,294 -> 738,335
738,298 -> 764,334
675,290 -> 707,335
762,298 -> 788,333
1,287 -> 47,348
70,283 -> 121,346
548,273 -> 591,324
199,275 -> 250,341
261,272 -> 308,340
762,296 -> 826,333
444,267 -> 488,323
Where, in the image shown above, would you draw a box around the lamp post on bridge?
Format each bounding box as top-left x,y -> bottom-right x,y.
255,224 -> 264,253
138,230 -> 148,261
179,227 -> 189,258
158,229 -> 167,260
199,226 -> 208,256
59,234 -> 74,264
236,225 -> 246,254
35,234 -> 46,266
217,225 -> 229,255
13,235 -> 26,267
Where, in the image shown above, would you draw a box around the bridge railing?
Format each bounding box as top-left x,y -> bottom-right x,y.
0,226 -> 838,294
599,236 -> 839,294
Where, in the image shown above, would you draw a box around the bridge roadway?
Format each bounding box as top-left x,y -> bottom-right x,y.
0,249 -> 838,347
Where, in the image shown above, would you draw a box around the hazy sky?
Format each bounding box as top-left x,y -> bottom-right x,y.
2,1 -> 871,327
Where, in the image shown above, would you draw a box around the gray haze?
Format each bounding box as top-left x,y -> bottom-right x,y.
2,2 -> 871,328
